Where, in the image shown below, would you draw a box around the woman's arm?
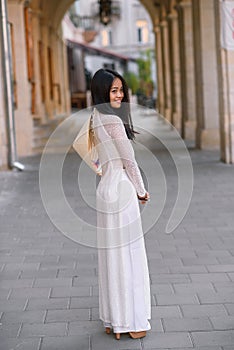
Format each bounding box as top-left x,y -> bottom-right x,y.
104,115 -> 148,198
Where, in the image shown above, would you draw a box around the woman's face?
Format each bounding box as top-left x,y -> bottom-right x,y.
109,78 -> 124,109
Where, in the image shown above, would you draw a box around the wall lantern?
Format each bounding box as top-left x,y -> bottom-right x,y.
99,0 -> 112,26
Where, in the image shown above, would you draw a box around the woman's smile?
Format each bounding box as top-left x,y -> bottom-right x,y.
110,78 -> 124,108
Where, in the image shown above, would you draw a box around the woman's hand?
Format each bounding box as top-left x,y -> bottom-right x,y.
137,191 -> 150,204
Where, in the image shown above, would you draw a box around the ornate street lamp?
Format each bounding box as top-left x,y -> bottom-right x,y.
99,0 -> 112,26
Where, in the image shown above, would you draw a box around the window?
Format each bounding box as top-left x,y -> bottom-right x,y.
136,20 -> 148,43
101,29 -> 112,46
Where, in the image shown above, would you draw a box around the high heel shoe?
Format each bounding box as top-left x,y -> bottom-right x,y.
115,333 -> 121,340
129,331 -> 146,339
105,327 -> 111,334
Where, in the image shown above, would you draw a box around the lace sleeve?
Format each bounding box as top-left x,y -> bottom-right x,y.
104,115 -> 146,197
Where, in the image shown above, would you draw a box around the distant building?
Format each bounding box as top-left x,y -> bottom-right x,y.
63,0 -> 156,99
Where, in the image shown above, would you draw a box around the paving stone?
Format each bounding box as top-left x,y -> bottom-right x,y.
91,332 -> 141,350
181,304 -> 228,317
227,272 -> 234,281
197,291 -> 234,304
40,335 -> 90,350
0,278 -> 34,289
2,263 -> 40,271
9,287 -> 51,299
51,286 -> 91,297
149,258 -> 183,267
0,323 -> 21,337
19,269 -> 58,279
147,319 -> 164,333
45,308 -> 90,322
164,348 -> 222,350
155,294 -> 199,306
39,261 -> 75,269
0,271 -> 21,279
169,265 -> 208,273
212,281 -> 234,293
32,277 -> 72,287
142,332 -> 193,348
67,320 -> 103,336
72,275 -> 98,286
23,254 -> 59,263
150,284 -> 174,295
173,283 -> 215,294
19,322 -> 67,337
182,257 -> 219,265
25,297 -> 69,311
151,306 -> 182,318
191,330 -> 234,347
70,296 -> 99,308
90,307 -> 100,321
1,310 -> 46,324
162,317 -> 213,332
150,273 -> 191,284
0,299 -> 27,312
0,256 -> 25,263
0,337 -> 41,350
44,248 -> 78,255
0,289 -> 10,299
57,267 -> 96,277
210,316 -> 234,330
206,265 -> 234,273
189,273 -> 230,283
224,304 -> 234,315
91,285 -> 99,296
160,250 -> 197,259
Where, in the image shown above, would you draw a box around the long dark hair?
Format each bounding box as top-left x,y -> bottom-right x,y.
90,68 -> 136,140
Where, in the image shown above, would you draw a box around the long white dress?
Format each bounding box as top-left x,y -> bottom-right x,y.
92,110 -> 151,334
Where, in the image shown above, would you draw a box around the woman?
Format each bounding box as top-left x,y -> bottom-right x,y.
90,68 -> 151,340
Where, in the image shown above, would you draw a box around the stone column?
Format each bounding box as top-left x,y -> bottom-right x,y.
192,0 -> 220,149
154,24 -> 165,115
160,19 -> 172,122
214,0 -> 234,163
61,39 -> 71,115
167,11 -> 181,131
176,0 -> 196,141
8,0 -> 32,156
31,8 -> 46,121
40,19 -> 54,120
52,28 -> 71,116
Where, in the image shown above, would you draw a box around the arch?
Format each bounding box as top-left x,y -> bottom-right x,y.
30,0 -> 75,30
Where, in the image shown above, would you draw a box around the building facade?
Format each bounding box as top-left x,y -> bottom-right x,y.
0,0 -> 234,169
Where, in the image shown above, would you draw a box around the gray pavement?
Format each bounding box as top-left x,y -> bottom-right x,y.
1,111 -> 234,350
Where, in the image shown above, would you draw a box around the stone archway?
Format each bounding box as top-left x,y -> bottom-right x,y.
3,0 -> 234,165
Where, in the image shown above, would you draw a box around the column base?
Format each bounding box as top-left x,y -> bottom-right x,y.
200,128 -> 220,150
